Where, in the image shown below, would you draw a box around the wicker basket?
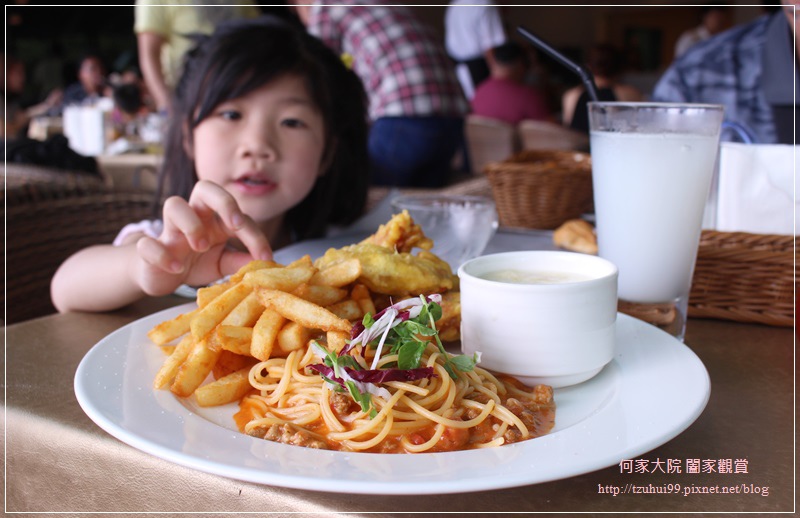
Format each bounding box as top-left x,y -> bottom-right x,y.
483,150 -> 593,229
688,230 -> 795,327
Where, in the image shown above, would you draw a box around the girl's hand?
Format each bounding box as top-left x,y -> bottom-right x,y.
131,180 -> 273,296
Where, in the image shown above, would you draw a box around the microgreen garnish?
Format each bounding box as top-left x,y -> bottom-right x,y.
308,294 -> 481,418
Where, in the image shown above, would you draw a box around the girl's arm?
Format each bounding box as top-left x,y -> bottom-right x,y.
51,241 -> 148,313
51,181 -> 273,314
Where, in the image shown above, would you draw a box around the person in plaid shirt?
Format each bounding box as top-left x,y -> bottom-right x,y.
293,0 -> 469,187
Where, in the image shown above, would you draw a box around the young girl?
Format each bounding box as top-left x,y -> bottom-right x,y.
51,16 -> 369,313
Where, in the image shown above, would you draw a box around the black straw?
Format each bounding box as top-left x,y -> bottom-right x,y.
516,25 -> 599,102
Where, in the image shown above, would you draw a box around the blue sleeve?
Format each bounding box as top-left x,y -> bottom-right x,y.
651,64 -> 691,103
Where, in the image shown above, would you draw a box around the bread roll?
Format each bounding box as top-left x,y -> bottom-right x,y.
553,219 -> 598,254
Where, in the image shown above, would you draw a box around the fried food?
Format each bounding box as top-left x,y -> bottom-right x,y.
553,219 -> 598,255
315,211 -> 457,297
146,212 -> 559,454
437,291 -> 461,343
315,244 -> 456,297
151,210 -> 466,403
360,210 -> 432,253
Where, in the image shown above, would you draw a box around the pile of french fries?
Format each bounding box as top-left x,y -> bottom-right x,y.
148,256 -> 372,408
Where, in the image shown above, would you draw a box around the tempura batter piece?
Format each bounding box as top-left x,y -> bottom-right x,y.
315,244 -> 456,297
316,211 -> 457,297
360,210 -> 433,253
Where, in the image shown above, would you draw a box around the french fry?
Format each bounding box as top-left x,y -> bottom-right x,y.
251,308 -> 285,361
351,283 -> 376,316
326,299 -> 363,321
190,283 -> 251,342
195,367 -> 253,407
276,321 -> 310,355
212,350 -> 258,379
229,260 -> 281,283
292,283 -> 348,307
153,334 -> 194,389
147,308 -> 198,345
256,288 -> 352,333
171,338 -> 221,397
221,291 -> 264,327
243,265 -> 315,292
197,282 -> 231,308
310,258 -> 361,287
327,330 -> 349,352
209,325 -> 253,355
287,255 -> 313,268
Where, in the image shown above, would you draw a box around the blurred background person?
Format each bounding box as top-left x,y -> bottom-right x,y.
2,54 -> 63,139
60,52 -> 109,110
674,2 -> 733,58
134,0 -> 261,112
445,0 -> 507,100
561,44 -> 643,133
111,64 -> 157,113
108,82 -> 150,141
293,0 -> 469,188
112,82 -> 146,118
653,0 -> 797,144
471,41 -> 551,125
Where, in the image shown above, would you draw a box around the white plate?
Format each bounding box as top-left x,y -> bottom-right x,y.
74,305 -> 710,495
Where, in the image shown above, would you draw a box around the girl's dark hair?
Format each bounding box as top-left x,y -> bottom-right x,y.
158,15 -> 369,240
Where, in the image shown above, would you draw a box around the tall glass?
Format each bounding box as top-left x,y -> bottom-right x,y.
588,102 -> 723,341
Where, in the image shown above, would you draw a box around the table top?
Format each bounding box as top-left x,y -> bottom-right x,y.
96,153 -> 162,191
3,230 -> 795,514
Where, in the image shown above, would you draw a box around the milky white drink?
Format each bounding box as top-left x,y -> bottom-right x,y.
590,131 -> 719,303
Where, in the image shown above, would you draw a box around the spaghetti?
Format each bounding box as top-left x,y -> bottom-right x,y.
234,295 -> 555,453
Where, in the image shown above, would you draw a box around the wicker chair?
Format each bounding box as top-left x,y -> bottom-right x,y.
518,119 -> 590,152
2,184 -> 155,324
3,162 -> 111,190
464,115 -> 519,174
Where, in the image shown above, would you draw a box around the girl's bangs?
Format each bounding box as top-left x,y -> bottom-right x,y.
192,36 -> 317,126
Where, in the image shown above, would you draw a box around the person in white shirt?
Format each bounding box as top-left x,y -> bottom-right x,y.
445,0 -> 507,100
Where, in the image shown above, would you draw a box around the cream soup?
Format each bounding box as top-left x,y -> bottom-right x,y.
480,269 -> 592,285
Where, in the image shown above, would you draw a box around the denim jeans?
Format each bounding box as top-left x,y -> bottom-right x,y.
369,116 -> 464,187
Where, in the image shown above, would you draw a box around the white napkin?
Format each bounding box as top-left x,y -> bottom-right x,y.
63,105 -> 107,157
712,142 -> 796,235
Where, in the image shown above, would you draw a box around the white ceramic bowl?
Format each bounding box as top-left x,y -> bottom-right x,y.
458,251 -> 618,388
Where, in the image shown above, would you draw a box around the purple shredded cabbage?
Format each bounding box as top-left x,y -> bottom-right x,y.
350,321 -> 365,341
347,366 -> 436,384
341,322 -> 365,357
